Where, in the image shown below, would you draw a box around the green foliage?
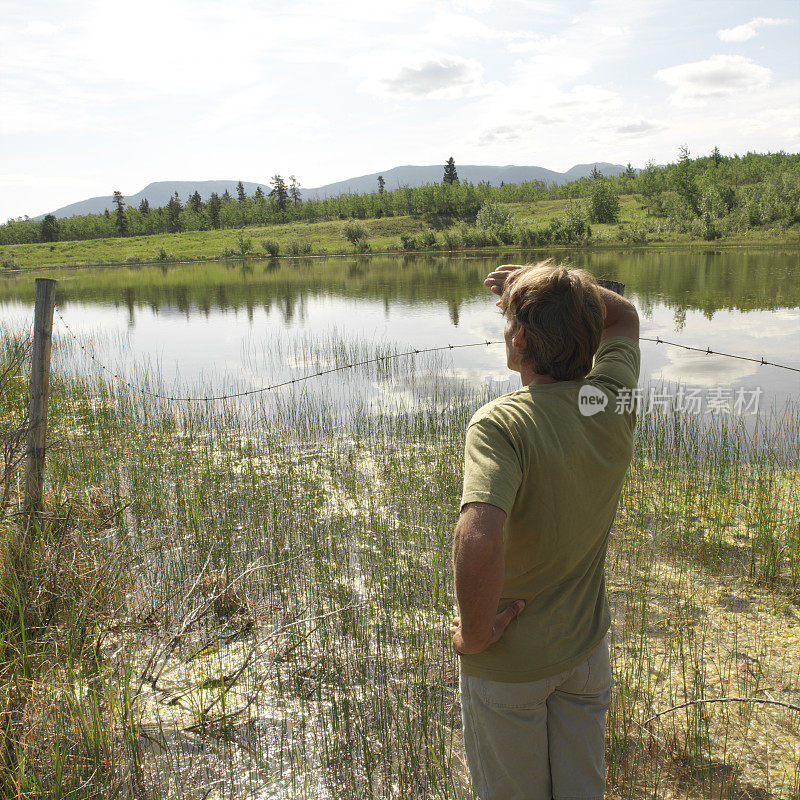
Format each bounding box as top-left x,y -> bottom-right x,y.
548,203 -> 591,244
3,151 -> 799,257
587,180 -> 621,223
40,214 -> 59,243
475,201 -> 514,229
443,156 -> 459,185
261,238 -> 280,257
269,175 -> 289,212
342,219 -> 369,247
235,231 -> 253,257
112,190 -> 128,236
673,146 -> 701,216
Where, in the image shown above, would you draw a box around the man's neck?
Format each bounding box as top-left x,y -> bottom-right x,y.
519,364 -> 560,387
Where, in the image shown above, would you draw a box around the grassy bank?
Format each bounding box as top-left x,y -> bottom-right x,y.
1,326 -> 798,798
3,196 -> 798,271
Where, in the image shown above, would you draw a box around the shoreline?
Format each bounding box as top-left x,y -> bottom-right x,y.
3,237 -> 800,275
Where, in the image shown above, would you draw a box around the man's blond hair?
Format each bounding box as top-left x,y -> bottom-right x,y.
498,260 -> 604,380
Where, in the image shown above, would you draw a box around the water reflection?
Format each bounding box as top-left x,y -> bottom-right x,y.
0,250 -> 798,408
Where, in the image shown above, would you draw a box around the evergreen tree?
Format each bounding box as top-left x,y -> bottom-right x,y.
624,163 -> 637,180
139,198 -> 150,214
222,189 -> 232,203
207,192 -> 222,229
190,190 -> 203,213
377,175 -> 386,194
712,146 -> 722,167
289,175 -> 302,207
167,191 -> 183,233
113,190 -> 128,236
254,186 -> 265,200
589,165 -> 603,180
443,157 -> 459,185
40,214 -> 59,243
269,175 -> 289,211
104,209 -> 110,219
237,181 -> 247,203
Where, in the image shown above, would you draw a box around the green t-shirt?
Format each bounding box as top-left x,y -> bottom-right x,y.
459,336 -> 640,682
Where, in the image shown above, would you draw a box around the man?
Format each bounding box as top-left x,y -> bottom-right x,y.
451,260 -> 640,800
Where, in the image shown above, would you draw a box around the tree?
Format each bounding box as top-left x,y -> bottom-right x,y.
269,175 -> 289,211
221,189 -> 232,203
674,146 -> 700,215
167,191 -> 183,233
624,163 -> 637,180
237,181 -> 247,203
589,165 -> 603,180
207,192 -> 222,229
639,160 -> 662,214
289,175 -> 301,207
139,198 -> 150,214
443,157 -> 459,185
587,179 -> 620,223
712,146 -> 722,167
254,185 -> 265,200
189,190 -> 203,213
113,190 -> 128,236
40,214 -> 59,243
377,175 -> 386,194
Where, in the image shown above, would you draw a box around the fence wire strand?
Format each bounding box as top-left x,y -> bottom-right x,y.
53,305 -> 799,404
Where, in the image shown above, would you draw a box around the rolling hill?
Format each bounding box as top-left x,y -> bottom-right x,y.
39,162 -> 633,219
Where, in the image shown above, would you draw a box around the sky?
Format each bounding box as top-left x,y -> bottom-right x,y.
1,0 -> 798,221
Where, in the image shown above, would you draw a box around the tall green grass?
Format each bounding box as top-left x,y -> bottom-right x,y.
2,327 -> 798,798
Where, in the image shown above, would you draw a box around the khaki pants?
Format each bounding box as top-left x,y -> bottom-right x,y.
459,638 -> 611,800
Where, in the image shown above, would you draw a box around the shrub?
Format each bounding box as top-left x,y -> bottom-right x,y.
420,229 -> 437,248
235,231 -> 253,257
342,219 -> 369,248
261,239 -> 280,257
399,233 -> 417,250
287,240 -> 301,256
442,228 -> 463,250
124,255 -> 141,264
157,247 -> 173,261
548,203 -> 591,244
516,226 -> 548,248
476,201 -> 514,229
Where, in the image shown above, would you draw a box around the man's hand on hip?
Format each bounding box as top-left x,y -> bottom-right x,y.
451,600 -> 525,655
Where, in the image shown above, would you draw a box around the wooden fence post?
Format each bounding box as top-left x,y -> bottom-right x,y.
24,278 -> 57,520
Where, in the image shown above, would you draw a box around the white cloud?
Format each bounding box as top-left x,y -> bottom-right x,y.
655,55 -> 771,107
718,17 -> 792,43
25,21 -> 59,36
613,119 -> 663,136
361,54 -> 487,99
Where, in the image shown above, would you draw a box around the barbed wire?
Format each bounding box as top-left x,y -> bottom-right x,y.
53,305 -> 799,404
639,336 -> 800,373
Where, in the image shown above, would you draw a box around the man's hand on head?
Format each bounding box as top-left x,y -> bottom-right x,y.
484,264 -> 523,305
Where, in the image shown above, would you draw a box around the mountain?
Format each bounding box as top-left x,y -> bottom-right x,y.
37,163 -> 632,219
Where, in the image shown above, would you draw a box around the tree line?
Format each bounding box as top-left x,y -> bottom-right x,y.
2,150 -> 798,247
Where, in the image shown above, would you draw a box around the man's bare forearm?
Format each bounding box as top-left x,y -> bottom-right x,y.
596,284 -> 637,329
453,506 -> 505,653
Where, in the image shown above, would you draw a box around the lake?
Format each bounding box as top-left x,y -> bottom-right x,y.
1,248 -> 798,414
